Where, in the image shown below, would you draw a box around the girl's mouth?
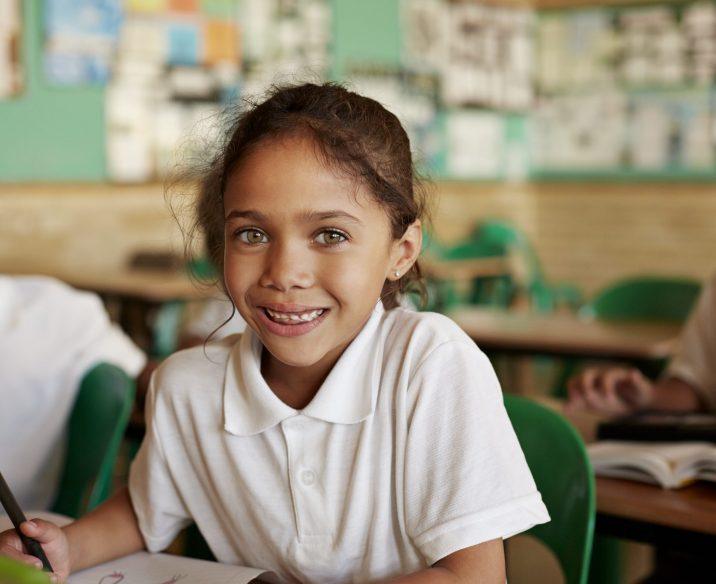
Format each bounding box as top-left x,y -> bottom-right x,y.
257,306 -> 330,337
264,307 -> 325,323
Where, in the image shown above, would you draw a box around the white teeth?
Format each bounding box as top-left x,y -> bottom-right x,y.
265,308 -> 324,324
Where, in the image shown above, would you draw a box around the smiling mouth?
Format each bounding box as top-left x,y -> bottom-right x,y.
262,307 -> 327,324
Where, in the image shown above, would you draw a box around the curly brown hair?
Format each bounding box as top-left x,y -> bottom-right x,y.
190,82 -> 431,309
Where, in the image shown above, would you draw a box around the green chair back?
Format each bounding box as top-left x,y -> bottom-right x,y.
504,394 -> 595,584
51,363 -> 135,518
581,276 -> 702,322
0,558 -> 51,584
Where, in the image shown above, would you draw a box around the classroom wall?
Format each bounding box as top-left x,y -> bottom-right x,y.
433,181 -> 716,293
2,181 -> 714,295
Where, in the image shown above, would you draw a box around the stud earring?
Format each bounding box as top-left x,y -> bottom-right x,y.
394,270 -> 400,278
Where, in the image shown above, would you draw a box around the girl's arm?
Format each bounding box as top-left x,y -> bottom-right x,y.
379,539 -> 505,583
64,487 -> 145,572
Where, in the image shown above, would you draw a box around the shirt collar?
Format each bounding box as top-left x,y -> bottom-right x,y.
223,302 -> 385,436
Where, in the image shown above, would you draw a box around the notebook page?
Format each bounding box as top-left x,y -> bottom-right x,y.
68,551 -> 272,584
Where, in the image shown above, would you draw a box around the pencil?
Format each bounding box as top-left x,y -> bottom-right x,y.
0,471 -> 53,573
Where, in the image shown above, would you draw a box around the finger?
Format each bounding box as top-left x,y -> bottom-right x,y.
601,369 -> 633,410
21,519 -> 58,544
0,530 -> 24,553
580,368 -> 602,393
0,544 -> 44,570
582,385 -> 621,415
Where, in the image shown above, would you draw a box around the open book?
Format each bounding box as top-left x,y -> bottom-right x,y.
68,552 -> 276,584
588,441 -> 716,489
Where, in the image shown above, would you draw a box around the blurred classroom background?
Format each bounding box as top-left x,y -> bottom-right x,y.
1,0 -> 715,583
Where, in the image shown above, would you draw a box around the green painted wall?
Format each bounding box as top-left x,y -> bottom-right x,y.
0,0 -> 106,182
331,0 -> 401,79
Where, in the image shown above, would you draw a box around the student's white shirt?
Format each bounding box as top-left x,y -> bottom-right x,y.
0,276 -> 146,511
129,303 -> 549,583
667,273 -> 716,411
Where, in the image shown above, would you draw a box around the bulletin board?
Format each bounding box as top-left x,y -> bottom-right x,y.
531,1 -> 716,181
0,0 -> 713,183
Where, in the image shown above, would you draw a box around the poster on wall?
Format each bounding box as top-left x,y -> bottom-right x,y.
44,0 -> 123,85
0,0 -> 22,98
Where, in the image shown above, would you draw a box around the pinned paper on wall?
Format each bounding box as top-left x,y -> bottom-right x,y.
240,0 -> 332,99
0,0 -> 22,99
348,67 -> 440,171
445,110 -> 505,178
401,0 -> 448,72
204,20 -> 239,65
169,0 -> 199,13
532,93 -> 627,170
127,0 -> 167,13
44,0 -> 123,85
167,21 -> 202,66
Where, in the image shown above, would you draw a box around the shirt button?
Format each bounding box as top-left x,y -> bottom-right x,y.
300,469 -> 316,486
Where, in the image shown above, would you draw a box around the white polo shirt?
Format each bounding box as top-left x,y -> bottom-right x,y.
129,303 -> 549,583
667,273 -> 716,411
0,275 -> 146,511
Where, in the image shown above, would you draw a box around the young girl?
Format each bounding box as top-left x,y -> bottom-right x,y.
0,83 -> 548,583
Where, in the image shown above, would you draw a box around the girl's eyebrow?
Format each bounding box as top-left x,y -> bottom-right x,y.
225,209 -> 264,221
225,209 -> 363,225
299,210 -> 363,225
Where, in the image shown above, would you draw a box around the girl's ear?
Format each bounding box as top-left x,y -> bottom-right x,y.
388,220 -> 422,280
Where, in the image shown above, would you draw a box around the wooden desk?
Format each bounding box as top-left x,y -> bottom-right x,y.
596,478 -> 716,553
10,268 -> 211,302
535,397 -> 716,551
450,307 -> 681,361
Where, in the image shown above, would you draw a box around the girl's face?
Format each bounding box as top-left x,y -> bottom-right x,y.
223,134 -> 420,387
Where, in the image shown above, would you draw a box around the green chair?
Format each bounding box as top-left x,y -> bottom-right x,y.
51,363 -> 135,518
580,276 -> 702,322
423,220 -> 583,313
0,558 -> 51,584
504,394 -> 595,584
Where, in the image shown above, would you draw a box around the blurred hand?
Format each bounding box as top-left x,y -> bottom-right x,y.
566,366 -> 654,416
0,519 -> 71,582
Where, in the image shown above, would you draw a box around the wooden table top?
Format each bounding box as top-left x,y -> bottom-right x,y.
449,307 -> 681,360
596,477 -> 716,536
11,269 -> 213,303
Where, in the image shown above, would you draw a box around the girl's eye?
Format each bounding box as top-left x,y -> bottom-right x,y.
315,230 -> 348,245
237,229 -> 268,245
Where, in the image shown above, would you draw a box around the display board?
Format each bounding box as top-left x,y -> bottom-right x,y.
0,0 -> 713,182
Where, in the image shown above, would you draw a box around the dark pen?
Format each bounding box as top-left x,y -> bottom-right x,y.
0,471 -> 54,572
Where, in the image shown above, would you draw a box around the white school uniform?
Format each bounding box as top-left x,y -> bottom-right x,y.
0,275 -> 146,511
129,303 -> 549,583
666,273 -> 716,411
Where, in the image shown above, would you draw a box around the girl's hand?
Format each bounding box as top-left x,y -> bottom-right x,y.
567,366 -> 654,416
0,519 -> 71,582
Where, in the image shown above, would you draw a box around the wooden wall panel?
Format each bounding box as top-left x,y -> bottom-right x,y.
1,181 -> 714,298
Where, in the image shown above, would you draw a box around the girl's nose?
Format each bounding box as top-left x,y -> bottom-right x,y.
258,241 -> 314,291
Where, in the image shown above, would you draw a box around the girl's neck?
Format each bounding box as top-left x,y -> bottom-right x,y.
260,350 -> 334,410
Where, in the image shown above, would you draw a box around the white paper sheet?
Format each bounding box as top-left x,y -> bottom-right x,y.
68,552 -> 273,584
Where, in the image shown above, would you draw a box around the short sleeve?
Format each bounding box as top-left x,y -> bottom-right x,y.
403,341 -> 550,565
128,377 -> 192,552
666,278 -> 716,411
